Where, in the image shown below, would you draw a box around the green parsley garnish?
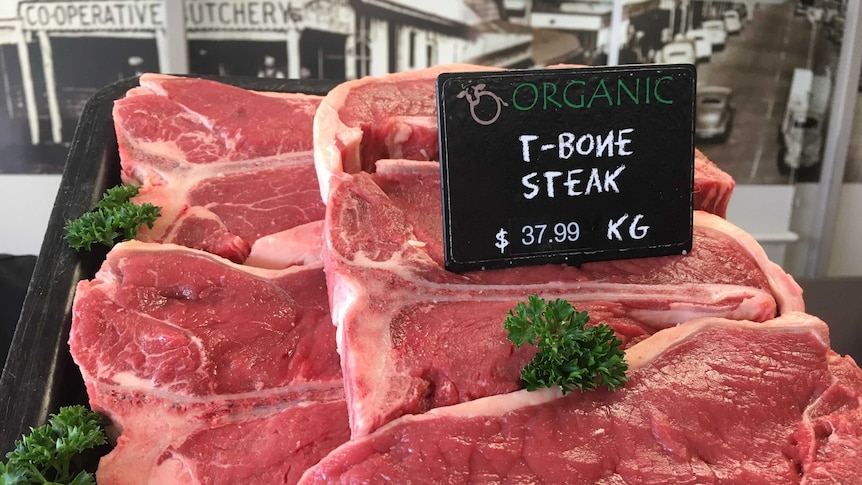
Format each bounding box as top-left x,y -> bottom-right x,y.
504,294 -> 629,394
64,184 -> 161,251
0,405 -> 107,485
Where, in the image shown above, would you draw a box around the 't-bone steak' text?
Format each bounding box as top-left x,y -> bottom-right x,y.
518,129 -> 633,200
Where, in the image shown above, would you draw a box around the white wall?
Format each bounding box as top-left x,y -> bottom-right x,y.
783,183 -> 862,277
827,183 -> 862,276
726,185 -> 798,269
0,175 -> 62,256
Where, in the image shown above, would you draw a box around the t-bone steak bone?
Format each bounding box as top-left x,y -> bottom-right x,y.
323,164 -> 803,438
69,241 -> 349,484
313,63 -> 495,198
113,74 -> 327,263
300,312 -> 862,484
313,64 -> 735,218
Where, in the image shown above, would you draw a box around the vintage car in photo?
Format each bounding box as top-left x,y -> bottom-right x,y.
701,19 -> 728,51
655,39 -> 697,65
695,86 -> 735,142
684,29 -> 713,62
723,9 -> 743,34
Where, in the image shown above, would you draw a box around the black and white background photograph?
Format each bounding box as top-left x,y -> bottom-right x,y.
0,0 -> 859,184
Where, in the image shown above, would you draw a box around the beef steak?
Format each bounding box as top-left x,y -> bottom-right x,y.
299,312 -> 862,484
313,66 -> 802,438
313,63 -> 495,198
67,67 -> 856,483
114,74 -> 326,263
69,241 -> 349,484
313,64 -> 734,219
694,148 -> 735,218
323,165 -> 803,438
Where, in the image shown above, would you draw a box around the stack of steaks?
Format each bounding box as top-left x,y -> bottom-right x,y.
69,67 -> 861,484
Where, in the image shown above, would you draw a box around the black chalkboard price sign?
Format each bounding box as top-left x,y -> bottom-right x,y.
437,64 -> 696,272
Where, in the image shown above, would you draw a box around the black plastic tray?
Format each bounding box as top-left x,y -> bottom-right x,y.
0,75 -> 338,452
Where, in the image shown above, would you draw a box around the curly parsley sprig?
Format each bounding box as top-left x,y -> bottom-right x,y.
504,295 -> 629,395
64,184 -> 161,251
0,405 -> 107,485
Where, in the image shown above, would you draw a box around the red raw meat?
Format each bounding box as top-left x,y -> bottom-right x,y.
694,148 -> 735,218
322,164 -> 803,438
114,74 -> 326,263
299,312 -> 862,484
313,63 -> 499,197
313,63 -> 735,219
313,66 -> 801,438
69,241 -> 349,484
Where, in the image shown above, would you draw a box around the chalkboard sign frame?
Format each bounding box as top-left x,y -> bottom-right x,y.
438,64 -> 696,272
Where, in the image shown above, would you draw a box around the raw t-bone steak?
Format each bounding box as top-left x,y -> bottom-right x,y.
300,312 -> 862,484
323,165 -> 803,438
313,63 -> 496,194
69,241 -> 349,484
313,65 -> 803,438
313,63 -> 733,218
113,74 -> 326,264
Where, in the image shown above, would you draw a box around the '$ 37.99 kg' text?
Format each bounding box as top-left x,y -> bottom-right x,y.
494,214 -> 650,255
